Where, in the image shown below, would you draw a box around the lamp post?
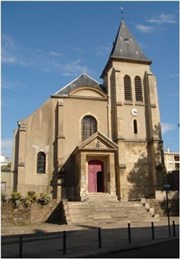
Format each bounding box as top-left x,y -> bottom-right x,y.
164,184 -> 171,237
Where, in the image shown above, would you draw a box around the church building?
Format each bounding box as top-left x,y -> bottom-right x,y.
12,19 -> 164,201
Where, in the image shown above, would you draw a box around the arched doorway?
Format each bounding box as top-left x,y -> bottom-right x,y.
88,160 -> 104,192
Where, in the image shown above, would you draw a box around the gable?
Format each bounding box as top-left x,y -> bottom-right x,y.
77,132 -> 118,151
69,87 -> 107,99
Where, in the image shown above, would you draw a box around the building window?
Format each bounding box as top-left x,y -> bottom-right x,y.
133,119 -> 138,134
37,152 -> 46,173
82,115 -> 97,141
135,76 -> 143,102
124,75 -> 132,101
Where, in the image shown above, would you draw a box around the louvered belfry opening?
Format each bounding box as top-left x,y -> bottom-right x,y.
124,75 -> 132,101
82,115 -> 97,141
135,76 -> 143,102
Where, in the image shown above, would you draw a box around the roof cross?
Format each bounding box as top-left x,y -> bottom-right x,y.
120,7 -> 124,20
83,67 -> 86,75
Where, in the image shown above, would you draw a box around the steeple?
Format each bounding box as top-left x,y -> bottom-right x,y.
101,20 -> 152,78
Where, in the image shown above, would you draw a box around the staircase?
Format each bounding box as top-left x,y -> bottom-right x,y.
63,193 -> 156,226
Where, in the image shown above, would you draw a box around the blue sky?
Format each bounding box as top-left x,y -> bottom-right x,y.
1,1 -> 179,157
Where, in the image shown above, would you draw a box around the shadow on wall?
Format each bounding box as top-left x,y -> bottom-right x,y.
127,156 -> 166,201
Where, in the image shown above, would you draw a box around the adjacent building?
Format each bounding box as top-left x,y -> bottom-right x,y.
164,148 -> 180,172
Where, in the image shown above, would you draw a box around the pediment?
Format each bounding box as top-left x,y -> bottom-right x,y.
77,132 -> 118,151
69,87 -> 107,99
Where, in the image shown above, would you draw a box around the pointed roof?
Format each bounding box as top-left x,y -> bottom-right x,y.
111,20 -> 151,62
101,20 -> 152,78
52,73 -> 106,96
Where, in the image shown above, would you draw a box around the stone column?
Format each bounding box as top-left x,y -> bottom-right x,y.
109,153 -> 116,196
80,153 -> 87,201
56,100 -> 65,200
17,121 -> 26,195
57,100 -> 65,167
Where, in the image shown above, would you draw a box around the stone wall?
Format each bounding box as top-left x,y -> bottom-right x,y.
2,201 -> 31,226
1,199 -> 62,226
147,195 -> 179,216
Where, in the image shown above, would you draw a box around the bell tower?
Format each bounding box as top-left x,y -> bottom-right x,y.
101,20 -> 164,200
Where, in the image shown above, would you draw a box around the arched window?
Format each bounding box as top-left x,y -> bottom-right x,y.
133,119 -> 138,134
82,115 -> 97,141
37,152 -> 46,173
124,75 -> 132,101
135,76 -> 143,102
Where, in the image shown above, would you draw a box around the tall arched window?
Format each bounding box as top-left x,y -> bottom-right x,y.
37,152 -> 46,173
135,76 -> 143,102
133,119 -> 138,134
124,75 -> 132,101
82,115 -> 97,141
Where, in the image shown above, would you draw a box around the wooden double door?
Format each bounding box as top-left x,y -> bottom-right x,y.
88,160 -> 104,192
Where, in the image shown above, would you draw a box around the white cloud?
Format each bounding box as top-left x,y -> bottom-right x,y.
35,48 -> 43,53
97,43 -> 112,57
2,79 -> 16,89
49,51 -> 63,57
168,73 -> 179,78
135,24 -> 154,33
161,123 -> 176,134
1,138 -> 13,157
2,35 -> 17,64
146,13 -> 177,24
52,59 -> 87,76
2,35 -> 15,49
2,78 -> 25,90
72,47 -> 83,53
2,35 -> 26,66
2,53 -> 17,64
2,35 -> 90,76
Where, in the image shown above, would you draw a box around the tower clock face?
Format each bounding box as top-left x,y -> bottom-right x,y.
131,108 -> 138,116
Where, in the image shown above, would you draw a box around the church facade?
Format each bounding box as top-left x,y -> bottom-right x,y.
12,20 -> 165,201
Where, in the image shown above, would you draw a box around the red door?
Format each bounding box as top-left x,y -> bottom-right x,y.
88,160 -> 104,192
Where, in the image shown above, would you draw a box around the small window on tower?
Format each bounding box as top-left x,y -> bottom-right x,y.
133,119 -> 138,134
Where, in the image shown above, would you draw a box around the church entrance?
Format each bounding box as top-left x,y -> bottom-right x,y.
88,160 -> 104,192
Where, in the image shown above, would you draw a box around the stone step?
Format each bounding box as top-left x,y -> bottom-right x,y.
68,204 -> 142,209
63,194 -> 155,225
70,217 -> 154,224
86,193 -> 118,201
68,201 -> 141,207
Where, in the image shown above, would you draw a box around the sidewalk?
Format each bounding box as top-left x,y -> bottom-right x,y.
1,217 -> 179,258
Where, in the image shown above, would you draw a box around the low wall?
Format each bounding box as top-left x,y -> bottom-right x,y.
155,190 -> 178,201
147,191 -> 179,216
1,200 -> 63,226
1,171 -> 14,196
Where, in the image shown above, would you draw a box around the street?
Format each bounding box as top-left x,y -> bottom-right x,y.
92,239 -> 179,258
1,224 -> 179,258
